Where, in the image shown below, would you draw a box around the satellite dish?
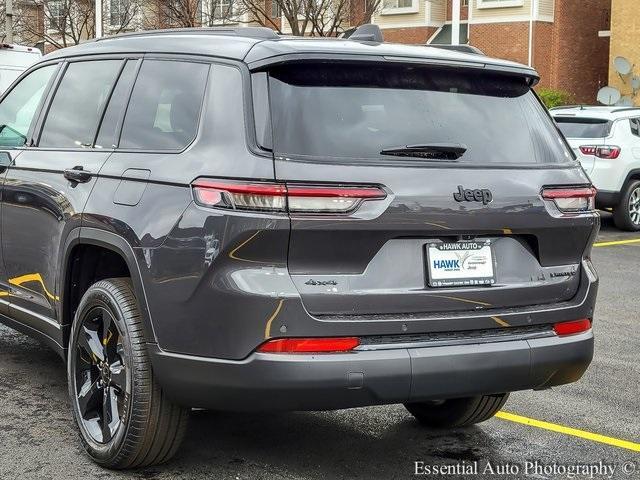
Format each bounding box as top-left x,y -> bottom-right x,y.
614,56 -> 633,75
617,96 -> 634,107
632,76 -> 640,90
597,86 -> 621,106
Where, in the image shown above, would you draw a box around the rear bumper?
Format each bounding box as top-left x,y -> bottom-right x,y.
150,330 -> 594,411
596,190 -> 620,209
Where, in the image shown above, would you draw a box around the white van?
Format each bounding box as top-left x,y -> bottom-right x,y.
0,44 -> 42,93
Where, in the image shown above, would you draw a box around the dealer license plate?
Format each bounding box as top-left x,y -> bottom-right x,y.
427,240 -> 495,287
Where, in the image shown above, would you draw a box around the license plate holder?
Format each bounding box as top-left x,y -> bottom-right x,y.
426,240 -> 495,287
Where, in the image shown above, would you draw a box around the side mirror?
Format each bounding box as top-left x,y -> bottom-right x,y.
0,151 -> 12,173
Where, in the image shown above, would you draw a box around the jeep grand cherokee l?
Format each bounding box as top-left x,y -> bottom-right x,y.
0,27 -> 598,469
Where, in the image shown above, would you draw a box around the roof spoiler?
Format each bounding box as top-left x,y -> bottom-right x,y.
343,24 -> 384,43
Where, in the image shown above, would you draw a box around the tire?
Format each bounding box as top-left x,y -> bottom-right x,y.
67,278 -> 189,469
404,393 -> 509,428
613,180 -> 640,231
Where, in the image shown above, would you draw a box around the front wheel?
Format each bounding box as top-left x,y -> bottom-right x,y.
67,278 -> 189,469
613,180 -> 640,231
404,393 -> 509,428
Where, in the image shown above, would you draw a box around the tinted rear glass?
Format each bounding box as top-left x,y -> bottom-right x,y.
119,60 -> 209,150
554,117 -> 612,139
266,63 -> 572,165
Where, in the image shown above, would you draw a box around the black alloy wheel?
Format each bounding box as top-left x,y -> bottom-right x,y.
73,306 -> 129,444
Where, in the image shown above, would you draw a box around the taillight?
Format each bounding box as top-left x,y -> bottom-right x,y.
192,180 -> 287,211
287,185 -> 385,213
542,186 -> 596,212
553,319 -> 592,336
579,145 -> 621,159
192,179 -> 386,214
257,337 -> 360,353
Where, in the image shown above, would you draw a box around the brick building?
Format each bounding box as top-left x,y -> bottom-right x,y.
373,0 -> 611,104
605,0 -> 640,106
6,0 -> 611,104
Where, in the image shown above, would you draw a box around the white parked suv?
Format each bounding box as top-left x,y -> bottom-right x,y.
552,106 -> 640,231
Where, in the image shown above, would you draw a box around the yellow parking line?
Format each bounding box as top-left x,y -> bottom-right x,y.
496,411 -> 640,452
593,238 -> 640,247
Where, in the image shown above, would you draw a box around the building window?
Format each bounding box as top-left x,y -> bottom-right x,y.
110,0 -> 129,26
271,0 -> 281,18
212,0 -> 233,20
383,0 -> 413,8
48,0 -> 65,29
477,0 -> 524,9
380,0 -> 417,14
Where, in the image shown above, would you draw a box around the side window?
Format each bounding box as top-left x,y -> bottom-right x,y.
119,60 -> 209,151
39,60 -> 122,148
95,60 -> 138,149
0,65 -> 56,148
630,118 -> 640,137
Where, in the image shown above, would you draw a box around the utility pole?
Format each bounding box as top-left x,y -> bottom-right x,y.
528,0 -> 536,66
5,0 -> 13,44
95,0 -> 103,38
451,0 -> 460,46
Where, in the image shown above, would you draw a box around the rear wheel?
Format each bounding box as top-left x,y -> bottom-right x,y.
614,180 -> 640,231
68,278 -> 189,469
404,393 -> 509,428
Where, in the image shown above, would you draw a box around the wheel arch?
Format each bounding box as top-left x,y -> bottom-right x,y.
623,169 -> 640,189
60,228 -> 157,357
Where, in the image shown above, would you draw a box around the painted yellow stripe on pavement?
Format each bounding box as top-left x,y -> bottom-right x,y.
593,238 -> 640,247
496,411 -> 640,452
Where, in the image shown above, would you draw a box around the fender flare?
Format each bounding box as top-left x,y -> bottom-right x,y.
60,227 -> 157,351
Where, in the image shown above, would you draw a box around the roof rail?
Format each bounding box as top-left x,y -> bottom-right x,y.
611,107 -> 640,113
549,105 -> 587,111
345,24 -> 383,43
95,26 -> 280,42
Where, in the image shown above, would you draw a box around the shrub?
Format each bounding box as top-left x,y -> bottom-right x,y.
537,88 -> 574,109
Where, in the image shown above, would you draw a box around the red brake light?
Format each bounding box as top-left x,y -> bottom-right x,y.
542,186 -> 596,212
553,319 -> 592,336
579,145 -> 621,159
257,337 -> 360,353
192,179 -> 386,213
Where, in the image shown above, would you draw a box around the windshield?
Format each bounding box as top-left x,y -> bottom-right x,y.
263,63 -> 572,165
554,117 -> 612,139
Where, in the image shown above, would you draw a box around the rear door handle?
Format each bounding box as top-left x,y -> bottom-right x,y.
63,166 -> 92,183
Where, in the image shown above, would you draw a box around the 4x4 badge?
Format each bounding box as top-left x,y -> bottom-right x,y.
453,185 -> 493,205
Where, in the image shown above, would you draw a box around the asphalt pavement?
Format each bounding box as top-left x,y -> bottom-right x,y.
0,213 -> 638,480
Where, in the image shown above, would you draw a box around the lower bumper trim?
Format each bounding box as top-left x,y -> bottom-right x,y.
150,331 -> 594,411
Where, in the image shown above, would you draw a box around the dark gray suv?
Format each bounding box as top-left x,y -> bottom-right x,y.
0,26 -> 598,469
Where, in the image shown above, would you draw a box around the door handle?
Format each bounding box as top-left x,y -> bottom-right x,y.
63,166 -> 92,183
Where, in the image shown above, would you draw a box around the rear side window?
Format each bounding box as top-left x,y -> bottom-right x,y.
39,60 -> 122,148
630,118 -> 640,137
266,63 -> 572,165
554,117 -> 613,139
119,60 -> 209,151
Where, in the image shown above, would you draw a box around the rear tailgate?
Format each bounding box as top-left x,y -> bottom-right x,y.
554,116 -> 614,176
261,62 -> 598,323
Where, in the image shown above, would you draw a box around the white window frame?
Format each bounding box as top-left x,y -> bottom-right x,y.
46,0 -> 66,33
380,0 -> 419,16
108,0 -> 129,28
210,0 -> 236,24
477,0 -> 524,9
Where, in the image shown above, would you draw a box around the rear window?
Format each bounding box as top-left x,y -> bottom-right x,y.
119,60 -> 209,151
263,63 -> 572,165
554,117 -> 612,139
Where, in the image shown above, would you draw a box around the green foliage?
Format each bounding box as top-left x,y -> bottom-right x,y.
537,88 -> 574,109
